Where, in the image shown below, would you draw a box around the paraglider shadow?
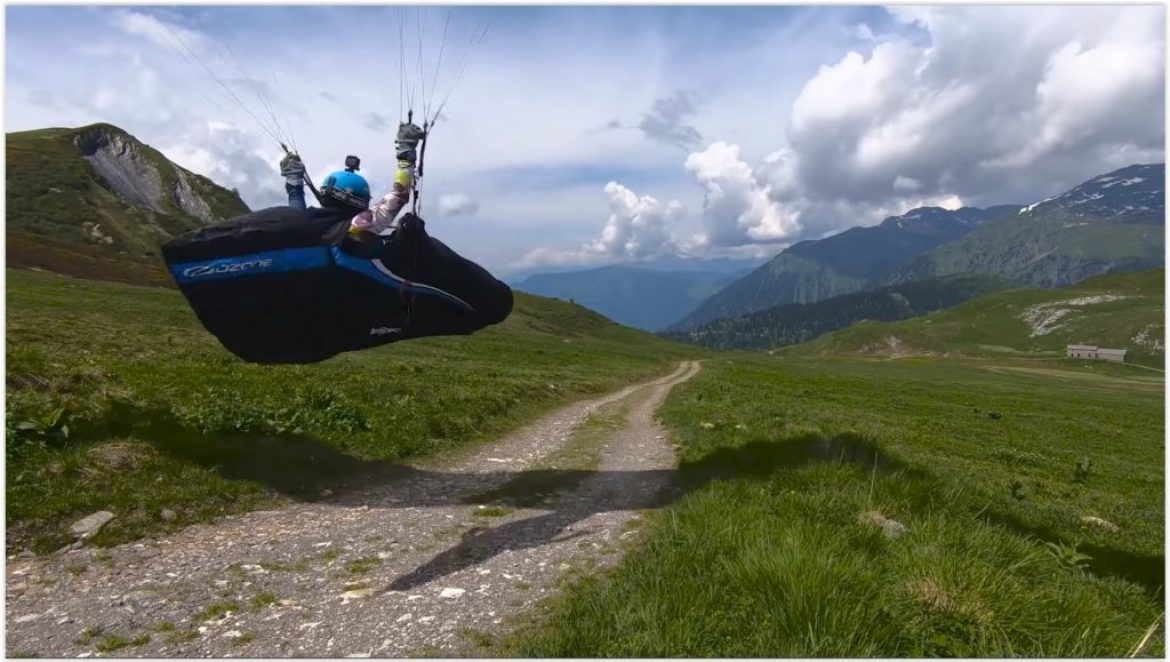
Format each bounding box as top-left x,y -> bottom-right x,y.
93,402 -> 392,498
979,511 -> 1165,600
371,433 -> 906,592
116,416 -> 914,590
108,409 -> 1163,599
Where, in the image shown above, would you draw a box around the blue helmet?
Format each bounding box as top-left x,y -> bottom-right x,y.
321,169 -> 371,210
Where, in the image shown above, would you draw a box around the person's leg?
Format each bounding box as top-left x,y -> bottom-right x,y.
281,153 -> 308,209
286,183 -> 307,210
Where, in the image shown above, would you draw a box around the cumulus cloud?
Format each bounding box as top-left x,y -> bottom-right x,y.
638,91 -> 704,149
518,182 -> 682,268
509,5 -> 1165,271
12,5 -> 1163,274
439,193 -> 479,217
778,4 -> 1164,234
30,49 -> 287,212
163,121 -> 285,209
683,142 -> 801,250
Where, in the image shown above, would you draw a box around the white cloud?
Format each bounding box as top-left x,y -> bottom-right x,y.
893,176 -> 921,192
783,4 -> 1164,216
110,9 -> 206,52
163,121 -> 285,209
438,193 -> 479,217
517,181 -> 682,268
851,23 -> 878,42
7,5 -> 1163,275
683,142 -> 800,249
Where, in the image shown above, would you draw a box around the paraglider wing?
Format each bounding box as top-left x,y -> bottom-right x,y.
161,208 -> 513,364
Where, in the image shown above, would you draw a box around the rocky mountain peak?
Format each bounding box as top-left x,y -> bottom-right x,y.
7,122 -> 249,275
75,125 -> 169,214
1018,163 -> 1164,221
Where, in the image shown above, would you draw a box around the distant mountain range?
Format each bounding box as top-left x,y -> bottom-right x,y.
519,163 -> 1163,338
504,255 -> 767,285
669,205 -> 1022,331
515,265 -> 750,331
665,274 -> 1016,351
669,163 -> 1163,335
886,164 -> 1164,288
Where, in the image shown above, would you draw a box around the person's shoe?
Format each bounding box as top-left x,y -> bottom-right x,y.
280,153 -> 306,187
397,122 -> 426,143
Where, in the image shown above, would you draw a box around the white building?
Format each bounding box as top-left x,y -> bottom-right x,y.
1066,345 -> 1128,362
1096,348 -> 1128,363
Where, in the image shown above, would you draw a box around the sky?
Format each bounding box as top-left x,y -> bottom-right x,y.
5,4 -> 1166,277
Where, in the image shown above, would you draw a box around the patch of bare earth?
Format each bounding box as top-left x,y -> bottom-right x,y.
5,361 -> 700,657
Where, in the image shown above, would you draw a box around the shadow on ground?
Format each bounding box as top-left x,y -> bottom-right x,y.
97,405 -> 1165,599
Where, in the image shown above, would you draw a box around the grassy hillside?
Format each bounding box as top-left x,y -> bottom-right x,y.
7,230 -> 174,288
790,270 -> 1164,367
6,124 -> 248,266
673,250 -> 871,329
668,274 -> 1014,350
888,164 -> 1164,289
892,209 -> 1163,288
508,355 -> 1164,656
6,268 -> 702,554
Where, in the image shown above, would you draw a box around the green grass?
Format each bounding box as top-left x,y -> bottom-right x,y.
249,592 -> 279,610
195,600 -> 240,622
6,268 -> 699,553
508,355 -> 1163,657
74,627 -> 102,646
791,269 -> 1164,367
94,634 -> 132,653
230,632 -> 255,647
163,629 -> 199,645
258,559 -> 310,573
344,556 -> 381,575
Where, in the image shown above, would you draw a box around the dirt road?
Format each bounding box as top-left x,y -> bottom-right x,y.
6,361 -> 700,657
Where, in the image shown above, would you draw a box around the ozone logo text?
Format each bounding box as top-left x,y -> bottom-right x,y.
182,258 -> 275,278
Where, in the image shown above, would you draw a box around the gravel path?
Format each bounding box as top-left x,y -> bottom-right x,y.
6,361 -> 700,657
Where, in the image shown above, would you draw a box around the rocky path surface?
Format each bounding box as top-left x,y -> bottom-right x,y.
6,361 -> 701,657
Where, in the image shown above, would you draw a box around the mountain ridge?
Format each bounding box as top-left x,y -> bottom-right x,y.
885,164 -> 1164,289
665,274 -> 1017,351
671,204 -> 1020,331
6,122 -> 249,284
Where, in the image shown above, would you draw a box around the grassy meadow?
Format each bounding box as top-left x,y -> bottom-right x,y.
791,269 -> 1164,367
6,262 -> 1164,657
509,354 -> 1164,657
5,267 -> 701,553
